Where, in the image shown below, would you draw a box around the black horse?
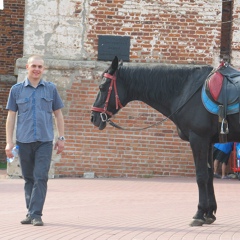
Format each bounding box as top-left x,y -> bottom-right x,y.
91,56 -> 240,226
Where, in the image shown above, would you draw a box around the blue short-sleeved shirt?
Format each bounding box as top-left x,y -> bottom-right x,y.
6,79 -> 64,143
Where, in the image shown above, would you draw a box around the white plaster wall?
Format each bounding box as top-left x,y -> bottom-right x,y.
24,0 -> 91,60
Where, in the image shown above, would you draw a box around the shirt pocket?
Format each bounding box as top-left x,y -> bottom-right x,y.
16,98 -> 29,113
41,97 -> 53,112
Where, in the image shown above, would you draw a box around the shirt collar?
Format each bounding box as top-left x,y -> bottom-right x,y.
24,78 -> 45,87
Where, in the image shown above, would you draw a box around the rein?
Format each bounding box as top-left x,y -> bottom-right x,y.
107,112 -> 175,131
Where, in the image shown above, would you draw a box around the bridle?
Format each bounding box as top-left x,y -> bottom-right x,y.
91,72 -> 123,122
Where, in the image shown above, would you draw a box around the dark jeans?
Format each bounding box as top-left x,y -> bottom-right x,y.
17,141 -> 53,219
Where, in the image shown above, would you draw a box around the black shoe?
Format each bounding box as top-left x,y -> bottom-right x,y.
32,218 -> 44,226
21,216 -> 32,224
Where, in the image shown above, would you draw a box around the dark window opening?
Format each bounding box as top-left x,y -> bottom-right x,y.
220,0 -> 233,63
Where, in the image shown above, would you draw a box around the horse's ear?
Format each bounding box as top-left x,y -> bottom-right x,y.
112,56 -> 118,71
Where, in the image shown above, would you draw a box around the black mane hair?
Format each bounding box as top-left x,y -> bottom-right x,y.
117,64 -> 211,101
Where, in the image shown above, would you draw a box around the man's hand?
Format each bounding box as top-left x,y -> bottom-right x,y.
54,140 -> 64,154
5,143 -> 14,159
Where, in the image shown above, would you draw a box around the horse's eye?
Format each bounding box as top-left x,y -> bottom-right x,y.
99,78 -> 110,91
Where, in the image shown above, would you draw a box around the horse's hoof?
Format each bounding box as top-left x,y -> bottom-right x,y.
189,218 -> 205,226
204,216 -> 216,224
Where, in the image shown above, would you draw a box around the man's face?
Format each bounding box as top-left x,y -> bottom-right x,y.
26,59 -> 44,81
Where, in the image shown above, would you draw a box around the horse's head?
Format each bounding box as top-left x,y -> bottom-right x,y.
91,56 -> 124,130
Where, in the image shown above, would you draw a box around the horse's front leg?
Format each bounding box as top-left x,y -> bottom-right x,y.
189,133 -> 212,226
204,144 -> 217,224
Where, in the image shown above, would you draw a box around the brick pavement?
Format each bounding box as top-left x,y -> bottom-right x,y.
1,169 -> 240,240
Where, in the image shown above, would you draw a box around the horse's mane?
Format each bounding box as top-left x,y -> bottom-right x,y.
117,64 -> 212,102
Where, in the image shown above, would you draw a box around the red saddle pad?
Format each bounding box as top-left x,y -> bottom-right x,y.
208,72 -> 224,101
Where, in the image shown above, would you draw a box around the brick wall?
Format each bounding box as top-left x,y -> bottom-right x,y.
6,0 -> 229,177
57,80 -> 195,177
86,0 -> 221,64
0,0 -> 24,74
0,0 -> 24,162
51,0 -> 222,178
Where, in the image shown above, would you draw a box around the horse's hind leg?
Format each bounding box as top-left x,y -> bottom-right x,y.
189,133 -> 212,226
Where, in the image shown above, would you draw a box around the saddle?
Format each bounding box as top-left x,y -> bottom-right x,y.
203,63 -> 240,142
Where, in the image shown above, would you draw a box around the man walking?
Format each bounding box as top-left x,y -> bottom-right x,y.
5,55 -> 65,226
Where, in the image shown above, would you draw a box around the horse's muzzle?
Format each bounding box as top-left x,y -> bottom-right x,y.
91,111 -> 107,130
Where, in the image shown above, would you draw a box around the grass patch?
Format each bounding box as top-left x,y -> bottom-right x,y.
0,162 -> 7,169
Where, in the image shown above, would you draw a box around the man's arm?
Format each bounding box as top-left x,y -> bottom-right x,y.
5,110 -> 17,158
53,109 -> 65,154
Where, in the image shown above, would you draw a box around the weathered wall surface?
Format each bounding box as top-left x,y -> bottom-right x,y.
7,0 -> 240,178
23,0 -> 222,64
232,0 -> 240,68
